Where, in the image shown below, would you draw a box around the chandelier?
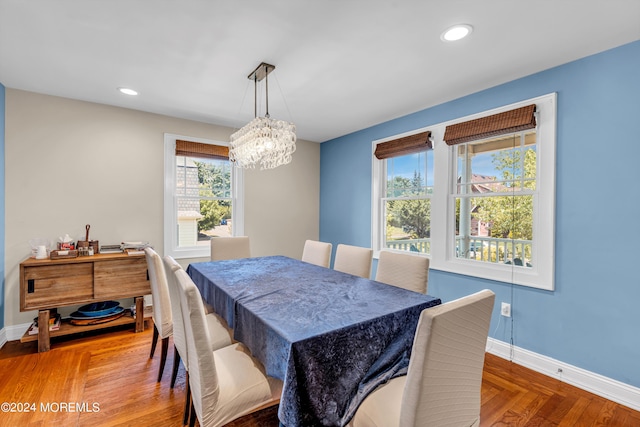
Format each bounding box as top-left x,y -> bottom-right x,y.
229,62 -> 296,169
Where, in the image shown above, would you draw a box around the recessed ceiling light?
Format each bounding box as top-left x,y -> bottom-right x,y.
118,87 -> 138,96
441,24 -> 473,42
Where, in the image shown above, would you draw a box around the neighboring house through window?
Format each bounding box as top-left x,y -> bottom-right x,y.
164,134 -> 244,259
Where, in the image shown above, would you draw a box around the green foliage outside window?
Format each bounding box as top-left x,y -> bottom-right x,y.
195,160 -> 231,232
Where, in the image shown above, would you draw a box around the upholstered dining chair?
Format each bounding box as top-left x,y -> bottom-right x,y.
144,247 -> 173,383
375,250 -> 430,293
163,256 -> 235,425
349,289 -> 495,427
333,244 -> 373,278
174,269 -> 282,427
301,239 -> 333,268
210,236 -> 251,261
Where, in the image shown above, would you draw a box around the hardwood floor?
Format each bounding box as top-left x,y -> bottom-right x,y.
0,325 -> 638,427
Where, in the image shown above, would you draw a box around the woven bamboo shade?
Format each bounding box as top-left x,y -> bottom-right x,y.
175,140 -> 229,160
374,131 -> 432,160
444,104 -> 536,146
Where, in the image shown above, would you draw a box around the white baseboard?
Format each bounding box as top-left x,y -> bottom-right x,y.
3,322 -> 31,342
0,327 -> 7,349
487,338 -> 640,412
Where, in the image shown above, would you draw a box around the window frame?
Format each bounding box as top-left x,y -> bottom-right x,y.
164,133 -> 244,259
372,93 -> 556,290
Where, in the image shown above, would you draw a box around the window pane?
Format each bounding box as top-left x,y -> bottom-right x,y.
384,199 -> 431,254
455,195 -> 533,266
176,155 -> 232,248
386,151 -> 433,197
383,150 -> 433,254
457,132 -> 536,194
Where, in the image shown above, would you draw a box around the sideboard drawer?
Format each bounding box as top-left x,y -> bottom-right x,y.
22,263 -> 94,310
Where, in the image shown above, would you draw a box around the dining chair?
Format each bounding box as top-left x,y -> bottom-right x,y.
333,244 -> 373,278
301,239 -> 333,268
375,250 -> 430,293
163,256 -> 235,425
210,236 -> 251,261
144,247 -> 173,383
349,289 -> 495,427
174,269 -> 282,427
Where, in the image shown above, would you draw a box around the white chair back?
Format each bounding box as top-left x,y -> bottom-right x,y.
375,250 -> 429,293
301,239 -> 333,268
210,236 -> 251,261
401,289 -> 495,426
175,269 -> 220,426
333,244 -> 373,278
163,255 -> 187,368
144,247 -> 172,338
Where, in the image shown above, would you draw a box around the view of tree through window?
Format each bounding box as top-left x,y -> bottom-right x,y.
455,131 -> 535,266
176,155 -> 232,247
383,150 -> 433,254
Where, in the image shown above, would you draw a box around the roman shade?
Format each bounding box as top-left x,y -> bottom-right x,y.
175,139 -> 229,160
443,104 -> 536,146
374,131 -> 432,160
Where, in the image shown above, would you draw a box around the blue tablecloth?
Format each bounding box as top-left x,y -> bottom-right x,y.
187,255 -> 440,427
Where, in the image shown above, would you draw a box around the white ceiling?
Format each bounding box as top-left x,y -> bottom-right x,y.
1,1 -> 639,143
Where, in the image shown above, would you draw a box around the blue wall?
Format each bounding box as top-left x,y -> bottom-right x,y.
0,82 -> 5,330
320,40 -> 640,388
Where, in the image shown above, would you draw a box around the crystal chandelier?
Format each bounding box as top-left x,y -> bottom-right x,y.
230,63 -> 296,169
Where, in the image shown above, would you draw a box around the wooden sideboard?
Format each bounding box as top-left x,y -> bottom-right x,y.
20,253 -> 152,352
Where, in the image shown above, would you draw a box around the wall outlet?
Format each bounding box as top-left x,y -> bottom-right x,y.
501,302 -> 511,317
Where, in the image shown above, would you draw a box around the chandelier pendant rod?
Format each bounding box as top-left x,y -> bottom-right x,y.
253,73 -> 257,118
265,67 -> 269,118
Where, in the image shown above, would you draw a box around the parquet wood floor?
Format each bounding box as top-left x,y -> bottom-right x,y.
0,325 -> 637,426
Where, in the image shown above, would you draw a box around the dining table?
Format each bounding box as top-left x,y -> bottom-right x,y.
186,255 -> 441,427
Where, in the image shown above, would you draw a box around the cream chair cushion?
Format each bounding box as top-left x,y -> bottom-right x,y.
350,289 -> 495,427
163,255 -> 232,360
175,269 -> 281,427
333,244 -> 373,278
375,250 -> 429,294
145,247 -> 172,338
301,239 -> 333,268
210,236 -> 251,261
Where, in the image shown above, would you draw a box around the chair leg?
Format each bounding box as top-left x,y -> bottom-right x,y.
188,398 -> 196,427
183,371 -> 191,426
157,336 -> 169,382
149,323 -> 159,359
170,346 -> 181,388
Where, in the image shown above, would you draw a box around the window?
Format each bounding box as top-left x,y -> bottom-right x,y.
453,131 -> 536,266
164,134 -> 244,259
373,93 -> 556,290
372,130 -> 433,255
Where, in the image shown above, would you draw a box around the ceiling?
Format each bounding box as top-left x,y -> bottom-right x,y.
1,1 -> 639,143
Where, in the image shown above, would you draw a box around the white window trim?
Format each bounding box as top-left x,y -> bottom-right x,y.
164,133 -> 244,259
372,93 -> 556,291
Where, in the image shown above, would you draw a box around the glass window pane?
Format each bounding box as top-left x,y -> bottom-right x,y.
175,155 -> 232,249
455,195 -> 533,266
384,199 -> 431,254
383,150 -> 433,254
386,151 -> 433,197
457,132 -> 536,194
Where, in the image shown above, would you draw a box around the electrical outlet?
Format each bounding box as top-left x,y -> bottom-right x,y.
501,302 -> 511,317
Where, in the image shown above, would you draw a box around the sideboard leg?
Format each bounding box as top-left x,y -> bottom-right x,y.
37,309 -> 51,352
134,296 -> 145,332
